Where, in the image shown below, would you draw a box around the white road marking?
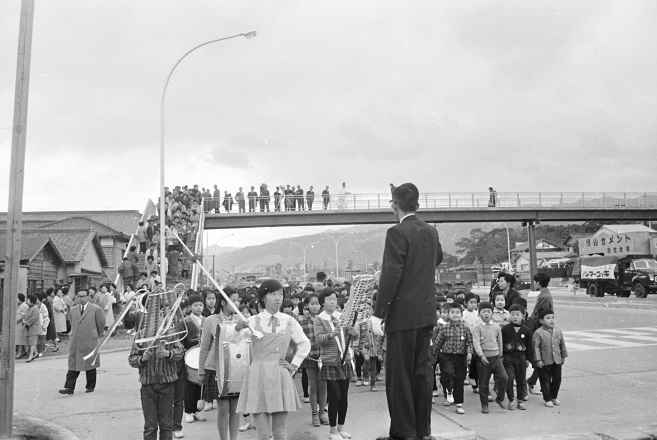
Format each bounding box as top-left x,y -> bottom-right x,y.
563,326 -> 657,351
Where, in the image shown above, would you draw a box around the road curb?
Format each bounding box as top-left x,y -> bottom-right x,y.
505,424 -> 657,440
9,415 -> 79,440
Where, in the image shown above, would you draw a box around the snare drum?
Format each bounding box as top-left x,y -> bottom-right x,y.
185,346 -> 201,385
216,323 -> 250,397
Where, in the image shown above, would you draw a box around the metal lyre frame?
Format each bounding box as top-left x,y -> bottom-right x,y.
339,274 -> 377,364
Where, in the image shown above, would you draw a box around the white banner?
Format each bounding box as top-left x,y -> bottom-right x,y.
581,264 -> 617,280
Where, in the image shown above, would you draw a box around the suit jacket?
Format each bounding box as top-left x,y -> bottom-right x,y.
374,214 -> 442,332
68,302 -> 105,371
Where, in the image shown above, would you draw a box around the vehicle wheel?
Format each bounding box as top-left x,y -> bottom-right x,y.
634,283 -> 648,299
586,283 -> 602,297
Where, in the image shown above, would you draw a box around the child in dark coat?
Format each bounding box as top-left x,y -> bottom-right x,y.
501,304 -> 534,410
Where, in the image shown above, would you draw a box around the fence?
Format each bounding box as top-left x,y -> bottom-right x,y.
201,192 -> 657,213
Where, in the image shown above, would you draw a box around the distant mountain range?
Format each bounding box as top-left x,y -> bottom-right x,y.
202,222 -> 497,273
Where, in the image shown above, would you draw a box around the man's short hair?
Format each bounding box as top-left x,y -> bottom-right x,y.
533,272 -> 551,288
316,272 -> 327,282
391,183 -> 419,213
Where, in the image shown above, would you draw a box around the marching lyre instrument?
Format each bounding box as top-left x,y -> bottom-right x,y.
134,283 -> 187,352
339,274 -> 377,363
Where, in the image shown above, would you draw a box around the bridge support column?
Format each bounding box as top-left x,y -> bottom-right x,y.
523,220 -> 539,291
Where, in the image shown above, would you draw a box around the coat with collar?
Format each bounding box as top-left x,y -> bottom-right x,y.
68,302 -> 105,371
374,214 -> 443,333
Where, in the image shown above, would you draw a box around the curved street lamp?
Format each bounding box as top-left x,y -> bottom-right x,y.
290,241 -> 318,282
321,232 -> 352,278
159,31 -> 256,289
354,249 -> 368,274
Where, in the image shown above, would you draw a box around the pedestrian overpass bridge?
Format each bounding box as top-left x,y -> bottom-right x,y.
202,191 -> 657,229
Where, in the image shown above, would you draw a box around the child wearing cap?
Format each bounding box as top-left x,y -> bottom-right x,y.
472,301 -> 508,413
501,304 -> 533,410
533,309 -> 568,408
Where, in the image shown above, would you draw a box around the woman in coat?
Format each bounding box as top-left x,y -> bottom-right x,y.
52,287 -> 68,336
22,294 -> 41,362
15,293 -> 29,358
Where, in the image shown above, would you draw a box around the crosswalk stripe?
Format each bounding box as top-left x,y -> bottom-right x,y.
577,338 -> 645,347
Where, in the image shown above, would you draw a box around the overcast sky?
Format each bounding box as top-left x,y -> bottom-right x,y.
1,1 -> 656,248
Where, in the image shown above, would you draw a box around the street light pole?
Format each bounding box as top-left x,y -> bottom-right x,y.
321,232 -> 352,278
501,222 -> 512,272
159,31 -> 256,290
290,241 -> 318,282
354,250 -> 368,274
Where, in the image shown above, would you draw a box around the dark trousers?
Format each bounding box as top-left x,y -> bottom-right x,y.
172,370 -> 185,432
301,367 -> 309,398
248,200 -> 255,212
537,363 -> 562,402
141,383 -> 174,440
326,379 -> 349,427
503,353 -> 527,401
307,199 -> 313,210
385,326 -> 433,439
64,369 -> 97,391
323,198 -> 329,209
184,380 -> 202,414
468,355 -> 479,388
238,201 -> 245,212
274,199 -> 281,211
477,355 -> 508,406
438,353 -> 467,404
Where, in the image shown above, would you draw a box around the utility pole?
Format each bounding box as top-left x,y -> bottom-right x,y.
1,1 -> 35,436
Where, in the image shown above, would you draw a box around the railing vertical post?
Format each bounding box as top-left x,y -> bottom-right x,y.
516,192 -> 520,207
560,193 -> 563,207
448,193 -> 452,208
425,193 -> 428,209
353,194 -> 356,209
377,193 -> 380,209
539,193 -> 542,206
645,193 -> 648,206
367,200 -> 370,210
603,193 -> 606,208
624,193 -> 627,206
581,192 -> 585,207
472,193 -> 475,208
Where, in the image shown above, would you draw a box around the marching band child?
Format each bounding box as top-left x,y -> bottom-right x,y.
181,294 -> 206,427
198,286 -> 242,440
129,331 -> 185,439
235,280 -> 311,440
298,292 -> 329,427
315,288 -> 358,440
357,300 -> 384,392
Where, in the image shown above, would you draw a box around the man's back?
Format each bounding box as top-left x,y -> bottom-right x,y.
375,216 -> 442,332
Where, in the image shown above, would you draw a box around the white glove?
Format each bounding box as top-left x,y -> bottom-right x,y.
371,316 -> 384,336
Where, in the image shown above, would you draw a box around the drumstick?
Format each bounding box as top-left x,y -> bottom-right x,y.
171,229 -> 263,339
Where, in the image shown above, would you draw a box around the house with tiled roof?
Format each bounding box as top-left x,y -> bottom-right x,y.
0,229 -> 110,293
36,217 -> 130,279
0,236 -> 66,296
0,210 -> 142,236
510,239 -> 568,274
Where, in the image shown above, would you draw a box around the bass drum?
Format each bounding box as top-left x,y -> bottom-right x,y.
184,346 -> 201,385
216,322 -> 251,397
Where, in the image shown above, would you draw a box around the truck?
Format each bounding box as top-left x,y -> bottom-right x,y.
436,271 -> 478,295
571,254 -> 657,298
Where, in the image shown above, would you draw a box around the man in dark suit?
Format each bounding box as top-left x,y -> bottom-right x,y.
59,288 -> 105,395
372,183 -> 443,440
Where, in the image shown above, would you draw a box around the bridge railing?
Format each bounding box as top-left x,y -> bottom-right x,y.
202,192 -> 657,213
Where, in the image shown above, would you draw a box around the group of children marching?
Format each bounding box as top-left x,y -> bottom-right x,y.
432,272 -> 568,415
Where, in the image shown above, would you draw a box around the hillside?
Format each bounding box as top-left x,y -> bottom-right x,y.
204,222 -> 496,273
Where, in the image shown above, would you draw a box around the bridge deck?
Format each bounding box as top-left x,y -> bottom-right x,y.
204,207 -> 657,229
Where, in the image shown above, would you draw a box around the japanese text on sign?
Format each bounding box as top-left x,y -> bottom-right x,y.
581,264 -> 616,280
